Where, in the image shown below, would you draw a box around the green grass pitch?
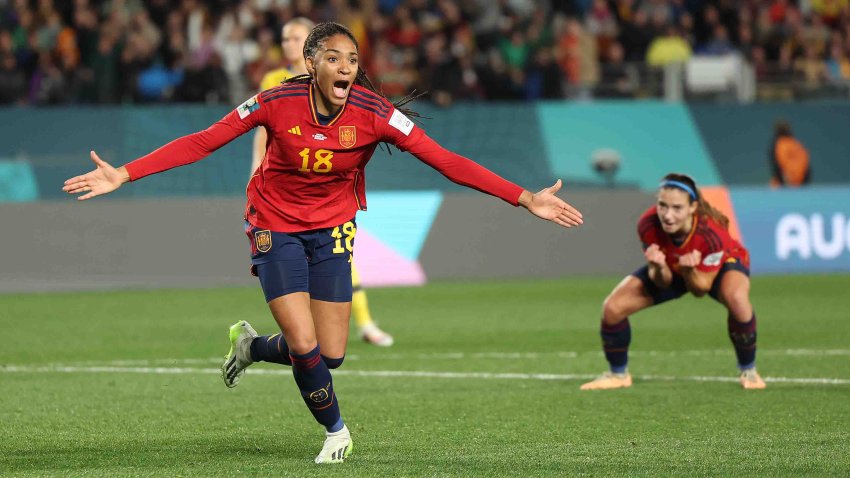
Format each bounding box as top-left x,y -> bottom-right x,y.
2,275 -> 849,477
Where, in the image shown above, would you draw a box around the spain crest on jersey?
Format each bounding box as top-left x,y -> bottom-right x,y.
338,126 -> 356,148
254,230 -> 272,253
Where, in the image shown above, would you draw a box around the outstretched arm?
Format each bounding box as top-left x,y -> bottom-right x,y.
517,180 -> 583,228
402,131 -> 583,228
63,96 -> 268,199
62,151 -> 130,201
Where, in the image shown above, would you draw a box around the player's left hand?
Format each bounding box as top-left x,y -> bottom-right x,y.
521,180 -> 584,228
678,250 -> 702,268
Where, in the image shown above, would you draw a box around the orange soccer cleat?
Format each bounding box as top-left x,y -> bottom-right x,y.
580,371 -> 633,390
739,368 -> 767,390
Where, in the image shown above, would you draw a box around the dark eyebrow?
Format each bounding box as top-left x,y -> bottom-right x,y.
325,48 -> 357,56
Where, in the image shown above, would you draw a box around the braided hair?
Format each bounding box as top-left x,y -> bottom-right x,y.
659,173 -> 730,230
282,22 -> 423,120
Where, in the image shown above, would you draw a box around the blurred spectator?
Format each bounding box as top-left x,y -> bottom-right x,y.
769,119 -> 811,187
646,25 -> 692,67
737,22 -> 756,59
499,28 -> 530,72
826,39 -> 850,81
618,9 -> 652,61
699,24 -> 737,55
556,16 -> 598,99
29,50 -> 65,104
369,36 -> 416,97
596,41 -> 637,97
794,42 -> 829,90
811,0 -> 850,27
586,0 -> 618,40
418,31 -> 463,106
525,46 -> 563,99
215,17 -> 259,103
0,52 -> 26,104
175,52 -> 228,103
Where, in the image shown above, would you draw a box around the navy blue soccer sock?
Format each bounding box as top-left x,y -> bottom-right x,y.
728,313 -> 757,369
250,335 -> 344,371
250,334 -> 292,365
601,319 -> 631,374
290,346 -> 343,432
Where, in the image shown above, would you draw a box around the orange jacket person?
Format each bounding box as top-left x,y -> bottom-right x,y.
770,120 -> 810,187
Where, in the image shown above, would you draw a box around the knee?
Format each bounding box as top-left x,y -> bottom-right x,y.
286,338 -> 318,355
601,296 -> 628,325
724,290 -> 752,321
322,355 -> 345,369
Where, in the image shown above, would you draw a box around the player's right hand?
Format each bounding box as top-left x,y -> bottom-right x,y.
644,244 -> 666,266
62,151 -> 129,201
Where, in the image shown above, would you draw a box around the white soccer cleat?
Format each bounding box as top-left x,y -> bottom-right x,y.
314,425 -> 353,464
580,371 -> 633,390
221,320 -> 257,388
359,323 -> 394,347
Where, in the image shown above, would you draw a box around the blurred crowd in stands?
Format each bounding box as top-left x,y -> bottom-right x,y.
1,0 -> 849,106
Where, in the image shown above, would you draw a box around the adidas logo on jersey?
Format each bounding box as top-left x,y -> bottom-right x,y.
288,126 -> 301,135
312,133 -> 327,141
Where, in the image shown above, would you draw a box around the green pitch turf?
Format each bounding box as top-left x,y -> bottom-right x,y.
2,275 -> 849,477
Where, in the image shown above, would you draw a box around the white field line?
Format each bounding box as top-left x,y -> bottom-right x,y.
46,348 -> 850,368
1,364 -> 849,386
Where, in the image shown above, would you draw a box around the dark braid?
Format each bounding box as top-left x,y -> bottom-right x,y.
660,173 -> 730,230
282,22 -> 425,121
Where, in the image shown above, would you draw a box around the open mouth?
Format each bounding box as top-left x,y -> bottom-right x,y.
332,80 -> 350,99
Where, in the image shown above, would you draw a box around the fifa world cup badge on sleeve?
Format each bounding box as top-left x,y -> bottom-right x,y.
238,95 -> 260,119
339,126 -> 356,148
254,230 -> 272,253
703,251 -> 723,267
389,109 -> 414,135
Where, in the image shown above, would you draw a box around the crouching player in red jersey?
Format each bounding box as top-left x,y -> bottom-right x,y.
580,173 -> 765,391
63,22 -> 584,464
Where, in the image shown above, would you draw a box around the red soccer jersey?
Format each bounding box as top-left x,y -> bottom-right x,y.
125,83 -> 524,232
637,206 -> 750,275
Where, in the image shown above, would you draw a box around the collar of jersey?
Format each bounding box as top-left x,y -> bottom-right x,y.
672,212 -> 699,249
308,82 -> 347,127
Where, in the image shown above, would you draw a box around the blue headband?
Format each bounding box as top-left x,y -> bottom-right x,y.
659,180 -> 697,201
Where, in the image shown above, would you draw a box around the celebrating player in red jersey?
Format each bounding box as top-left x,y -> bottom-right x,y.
580,173 -> 765,391
63,22 -> 583,464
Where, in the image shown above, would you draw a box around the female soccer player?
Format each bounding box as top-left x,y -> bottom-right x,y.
254,17 -> 393,347
63,22 -> 583,464
580,173 -> 765,391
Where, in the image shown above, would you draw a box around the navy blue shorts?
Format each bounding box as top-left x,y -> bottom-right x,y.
631,259 -> 750,305
245,220 -> 356,303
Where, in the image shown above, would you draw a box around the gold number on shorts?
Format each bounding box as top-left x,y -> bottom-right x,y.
331,221 -> 356,254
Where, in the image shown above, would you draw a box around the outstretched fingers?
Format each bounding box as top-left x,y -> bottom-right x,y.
63,177 -> 92,195
64,183 -> 91,194
561,202 -> 583,221
61,150 -> 124,201
552,196 -> 583,226
555,208 -> 583,227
